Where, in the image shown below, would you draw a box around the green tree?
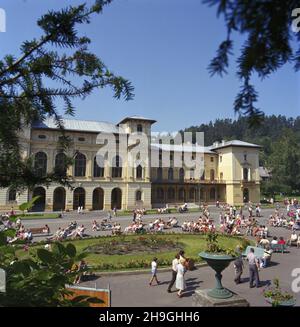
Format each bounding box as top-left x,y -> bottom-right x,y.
265,129 -> 300,195
0,0 -> 133,191
205,0 -> 300,125
0,241 -> 101,307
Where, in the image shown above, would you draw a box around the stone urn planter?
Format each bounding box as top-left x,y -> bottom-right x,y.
199,251 -> 236,299
265,297 -> 296,307
263,279 -> 296,307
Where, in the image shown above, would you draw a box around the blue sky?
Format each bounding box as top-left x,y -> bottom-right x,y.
0,0 -> 299,131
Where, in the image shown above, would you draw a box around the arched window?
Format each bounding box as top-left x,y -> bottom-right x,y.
170,151 -> 174,161
220,172 -> 224,180
190,168 -> 195,179
137,124 -> 143,133
157,167 -> 163,180
8,189 -> 16,202
55,152 -> 67,175
168,168 -> 174,180
112,155 -> 122,178
136,165 -> 143,179
167,187 -> 175,200
136,190 -> 142,201
210,169 -> 215,181
200,170 -> 205,180
74,152 -> 86,177
179,168 -> 185,182
243,168 -> 249,181
34,152 -> 47,176
94,156 -> 104,177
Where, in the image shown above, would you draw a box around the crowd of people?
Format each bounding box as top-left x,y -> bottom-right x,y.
49,222 -> 86,241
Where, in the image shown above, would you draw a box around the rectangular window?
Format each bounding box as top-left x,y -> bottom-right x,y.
210,157 -> 214,162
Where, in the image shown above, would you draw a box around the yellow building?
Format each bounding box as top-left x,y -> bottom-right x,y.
0,116 -> 261,211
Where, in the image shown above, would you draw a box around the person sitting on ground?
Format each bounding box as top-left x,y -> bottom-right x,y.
271,236 -> 278,245
259,236 -> 270,248
92,220 -> 100,231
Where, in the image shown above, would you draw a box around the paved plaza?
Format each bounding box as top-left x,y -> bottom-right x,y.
20,207 -> 300,307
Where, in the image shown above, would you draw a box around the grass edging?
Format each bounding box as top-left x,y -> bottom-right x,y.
92,262 -> 208,277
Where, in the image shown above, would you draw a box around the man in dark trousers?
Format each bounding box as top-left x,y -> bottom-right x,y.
247,248 -> 260,288
167,254 -> 180,293
233,255 -> 244,284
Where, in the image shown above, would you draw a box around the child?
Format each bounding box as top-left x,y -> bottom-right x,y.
149,257 -> 160,286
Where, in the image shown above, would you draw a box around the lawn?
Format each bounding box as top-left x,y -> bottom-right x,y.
16,234 -> 250,271
16,213 -> 60,220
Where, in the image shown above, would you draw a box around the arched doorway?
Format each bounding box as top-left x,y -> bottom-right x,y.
53,187 -> 66,211
210,188 -> 216,201
32,187 -> 46,212
243,188 -> 249,203
111,188 -> 122,210
178,188 -> 186,202
136,190 -> 143,207
73,187 -> 85,210
93,188 -> 104,210
157,188 -> 164,203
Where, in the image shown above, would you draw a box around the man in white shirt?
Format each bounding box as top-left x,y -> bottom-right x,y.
247,248 -> 260,288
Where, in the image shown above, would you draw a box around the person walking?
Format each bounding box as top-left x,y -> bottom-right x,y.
149,257 -> 160,286
167,254 -> 180,293
247,248 -> 260,288
233,255 -> 244,284
175,259 -> 186,297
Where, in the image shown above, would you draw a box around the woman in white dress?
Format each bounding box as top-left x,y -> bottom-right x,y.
175,259 -> 186,297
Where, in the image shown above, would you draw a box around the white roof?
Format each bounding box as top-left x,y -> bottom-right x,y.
151,143 -> 215,154
210,140 -> 261,149
259,167 -> 271,178
32,117 -> 126,134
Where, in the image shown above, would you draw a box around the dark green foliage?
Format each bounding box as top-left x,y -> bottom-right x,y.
204,0 -> 300,124
0,242 -> 101,307
0,0 -> 133,191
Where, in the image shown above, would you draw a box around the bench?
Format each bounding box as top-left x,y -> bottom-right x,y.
242,246 -> 265,259
270,243 -> 288,253
29,227 -> 50,236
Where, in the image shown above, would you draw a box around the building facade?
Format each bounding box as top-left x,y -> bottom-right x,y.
0,116 -> 261,212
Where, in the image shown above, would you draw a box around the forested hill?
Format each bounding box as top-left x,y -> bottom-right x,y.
182,115 -> 300,147
183,115 -> 300,195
